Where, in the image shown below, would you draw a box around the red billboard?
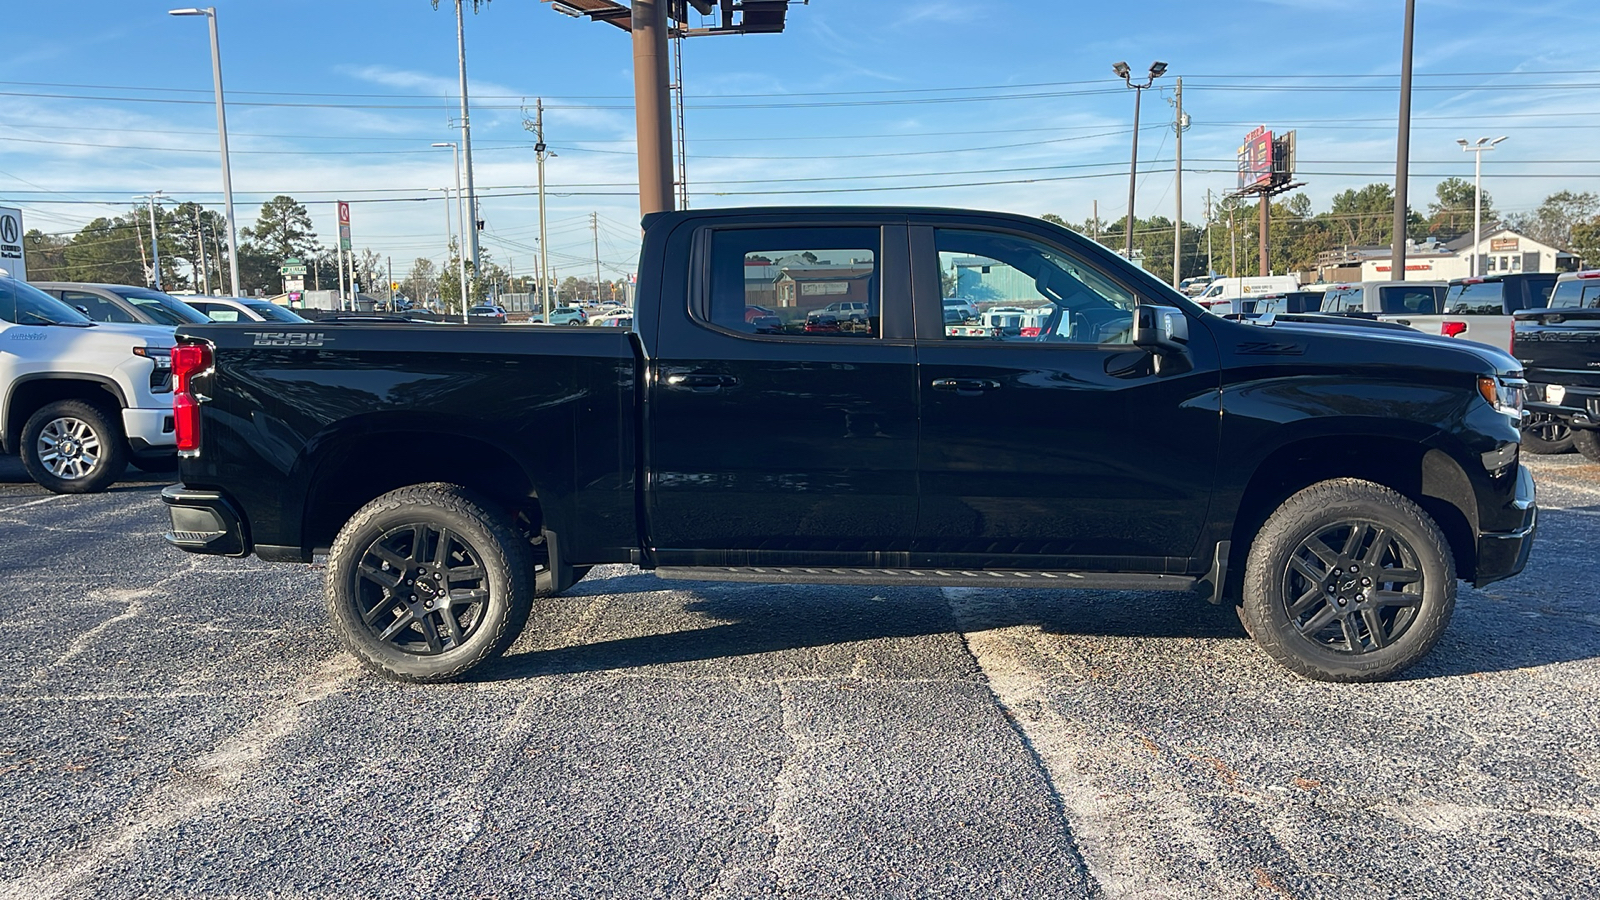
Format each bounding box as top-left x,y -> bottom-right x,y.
1237,126 -> 1274,190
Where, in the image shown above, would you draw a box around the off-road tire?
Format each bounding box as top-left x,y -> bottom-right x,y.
19,399 -> 128,495
1521,412 -> 1575,455
1241,478 -> 1456,683
1574,429 -> 1600,463
326,483 -> 533,683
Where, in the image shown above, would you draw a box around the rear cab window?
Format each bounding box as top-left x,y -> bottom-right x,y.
1379,285 -> 1439,315
706,227 -> 880,339
1549,279 -> 1600,309
1320,286 -> 1364,313
1444,281 -> 1506,315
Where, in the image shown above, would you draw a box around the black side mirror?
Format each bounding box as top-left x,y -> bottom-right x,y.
1133,304 -> 1189,354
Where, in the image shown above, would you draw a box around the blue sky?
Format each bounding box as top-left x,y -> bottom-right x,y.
4,0 -> 1598,280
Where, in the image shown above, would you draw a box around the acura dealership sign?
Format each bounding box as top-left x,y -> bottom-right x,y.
0,207 -> 24,281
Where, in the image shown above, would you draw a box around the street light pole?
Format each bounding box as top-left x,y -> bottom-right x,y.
433,142 -> 470,323
1390,0 -> 1417,281
1114,60 -> 1167,261
453,0 -> 481,276
135,191 -> 166,289
169,7 -> 240,298
1457,136 -> 1508,277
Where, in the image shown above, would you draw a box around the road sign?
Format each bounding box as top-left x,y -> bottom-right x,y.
279,264 -> 308,276
284,276 -> 305,291
391,281 -> 400,291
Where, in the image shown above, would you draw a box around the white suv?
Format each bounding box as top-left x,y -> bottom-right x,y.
1,275 -> 177,493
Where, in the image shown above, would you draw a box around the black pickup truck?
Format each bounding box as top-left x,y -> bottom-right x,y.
161,207 -> 1536,684
1513,270 -> 1600,460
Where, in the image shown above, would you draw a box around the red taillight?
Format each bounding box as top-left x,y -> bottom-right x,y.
171,341 -> 212,454
1441,321 -> 1467,338
1020,326 -> 1041,337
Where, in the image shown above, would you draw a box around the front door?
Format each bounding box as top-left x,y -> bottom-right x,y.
645,222 -> 919,566
911,223 -> 1221,571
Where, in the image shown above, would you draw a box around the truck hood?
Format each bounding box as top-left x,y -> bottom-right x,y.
1216,313 -> 1522,378
81,321 -> 178,347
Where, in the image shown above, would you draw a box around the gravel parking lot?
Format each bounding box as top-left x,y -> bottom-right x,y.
0,455 -> 1596,899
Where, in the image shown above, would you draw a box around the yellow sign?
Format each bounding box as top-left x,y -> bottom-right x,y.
391,281 -> 400,291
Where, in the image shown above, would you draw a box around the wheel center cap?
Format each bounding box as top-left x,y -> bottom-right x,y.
416,579 -> 439,599
60,440 -> 79,457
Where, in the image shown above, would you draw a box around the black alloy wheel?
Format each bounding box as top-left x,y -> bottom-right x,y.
1521,412 -> 1575,455
1242,478 -> 1456,682
326,484 -> 532,682
355,523 -> 491,656
1280,521 -> 1425,655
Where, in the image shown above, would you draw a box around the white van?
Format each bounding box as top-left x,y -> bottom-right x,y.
1196,276 -> 1300,314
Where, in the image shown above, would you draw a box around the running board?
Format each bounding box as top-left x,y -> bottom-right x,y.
652,566 -> 1197,591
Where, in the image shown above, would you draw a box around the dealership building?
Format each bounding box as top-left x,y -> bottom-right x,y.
1309,227 -> 1580,283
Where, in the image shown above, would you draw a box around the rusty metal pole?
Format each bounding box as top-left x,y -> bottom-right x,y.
1391,0 -> 1416,280
1259,191 -> 1270,276
633,0 -> 674,218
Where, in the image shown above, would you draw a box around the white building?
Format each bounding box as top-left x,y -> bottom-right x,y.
1358,227 -> 1579,281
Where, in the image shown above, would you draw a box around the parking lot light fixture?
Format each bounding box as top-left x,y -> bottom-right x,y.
1114,60 -> 1167,259
169,6 -> 239,299
432,142 -> 470,322
1459,136 -> 1508,277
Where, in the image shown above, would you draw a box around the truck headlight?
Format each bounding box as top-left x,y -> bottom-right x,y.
133,346 -> 172,370
1478,375 -> 1525,419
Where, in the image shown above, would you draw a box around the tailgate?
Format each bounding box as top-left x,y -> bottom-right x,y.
1514,309 -> 1600,386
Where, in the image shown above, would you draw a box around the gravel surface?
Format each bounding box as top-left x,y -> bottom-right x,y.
0,455 -> 1595,899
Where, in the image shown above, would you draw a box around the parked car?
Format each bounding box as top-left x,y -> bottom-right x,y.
467,305 -> 508,325
1,274 -> 178,492
1178,276 -> 1215,297
163,205 -> 1535,686
32,282 -> 210,328
803,314 -> 842,334
186,296 -> 309,324
592,314 -> 633,328
820,301 -> 868,322
1513,269 -> 1600,459
549,306 -> 588,326
1238,291 -> 1325,316
1195,276 -> 1300,313
942,297 -> 980,322
744,304 -> 778,323
1429,273 -> 1559,353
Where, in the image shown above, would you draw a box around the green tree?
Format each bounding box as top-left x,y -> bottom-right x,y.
61,214 -> 148,285
1510,191 -> 1600,252
22,229 -> 70,280
1570,217 -> 1600,269
240,195 -> 319,263
1426,177 -> 1495,239
405,257 -> 438,305
436,239 -> 492,312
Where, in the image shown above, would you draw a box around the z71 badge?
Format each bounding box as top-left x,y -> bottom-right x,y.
245,332 -> 328,348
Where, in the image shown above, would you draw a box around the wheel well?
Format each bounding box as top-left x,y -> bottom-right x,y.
4,379 -> 123,454
301,431 -> 544,552
1229,437 -> 1480,592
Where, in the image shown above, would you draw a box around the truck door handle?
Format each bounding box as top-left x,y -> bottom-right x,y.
664,373 -> 738,389
931,377 -> 1000,392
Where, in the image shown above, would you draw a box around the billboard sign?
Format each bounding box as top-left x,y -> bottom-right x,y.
0,207 -> 24,281
1237,127 -> 1274,191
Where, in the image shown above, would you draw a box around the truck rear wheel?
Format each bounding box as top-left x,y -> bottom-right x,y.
326,484 -> 533,683
20,399 -> 128,495
1574,429 -> 1600,463
1240,478 -> 1455,683
1521,412 -> 1574,454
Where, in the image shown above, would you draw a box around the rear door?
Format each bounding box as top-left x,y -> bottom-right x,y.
645,219 -> 920,566
910,221 -> 1221,571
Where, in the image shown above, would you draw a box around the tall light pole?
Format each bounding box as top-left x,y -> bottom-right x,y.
452,0 -> 481,275
433,142 -> 470,323
524,99 -> 556,323
135,192 -> 166,289
1457,136 -> 1508,277
169,7 -> 240,298
1114,60 -> 1167,261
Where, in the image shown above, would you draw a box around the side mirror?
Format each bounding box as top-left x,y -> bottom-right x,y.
1133,304 -> 1189,354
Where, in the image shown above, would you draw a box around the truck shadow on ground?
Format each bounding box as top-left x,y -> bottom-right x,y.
0,456 -> 172,492
489,505 -> 1598,683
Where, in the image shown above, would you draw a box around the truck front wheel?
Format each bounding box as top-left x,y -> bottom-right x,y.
1521,412 -> 1574,454
326,484 -> 533,683
20,399 -> 128,494
1240,478 -> 1456,682
1574,429 -> 1600,463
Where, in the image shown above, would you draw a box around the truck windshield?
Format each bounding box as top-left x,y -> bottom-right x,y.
109,287 -> 210,325
0,277 -> 94,326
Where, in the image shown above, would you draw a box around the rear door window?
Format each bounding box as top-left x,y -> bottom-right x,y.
707,227 -> 880,339
61,290 -> 137,323
1444,281 -> 1505,315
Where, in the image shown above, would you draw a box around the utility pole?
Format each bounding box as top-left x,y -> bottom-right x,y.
1391,0 -> 1417,281
387,256 -> 394,308
524,99 -> 553,323
1259,192 -> 1270,277
135,191 -> 166,290
1172,76 -> 1186,287
1205,190 -> 1215,276
592,212 -> 602,303
1092,200 -> 1099,242
193,206 -> 210,296
454,0 -> 480,274
1228,199 -> 1237,278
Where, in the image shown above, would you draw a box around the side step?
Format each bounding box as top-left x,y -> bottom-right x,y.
652,566 -> 1196,592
